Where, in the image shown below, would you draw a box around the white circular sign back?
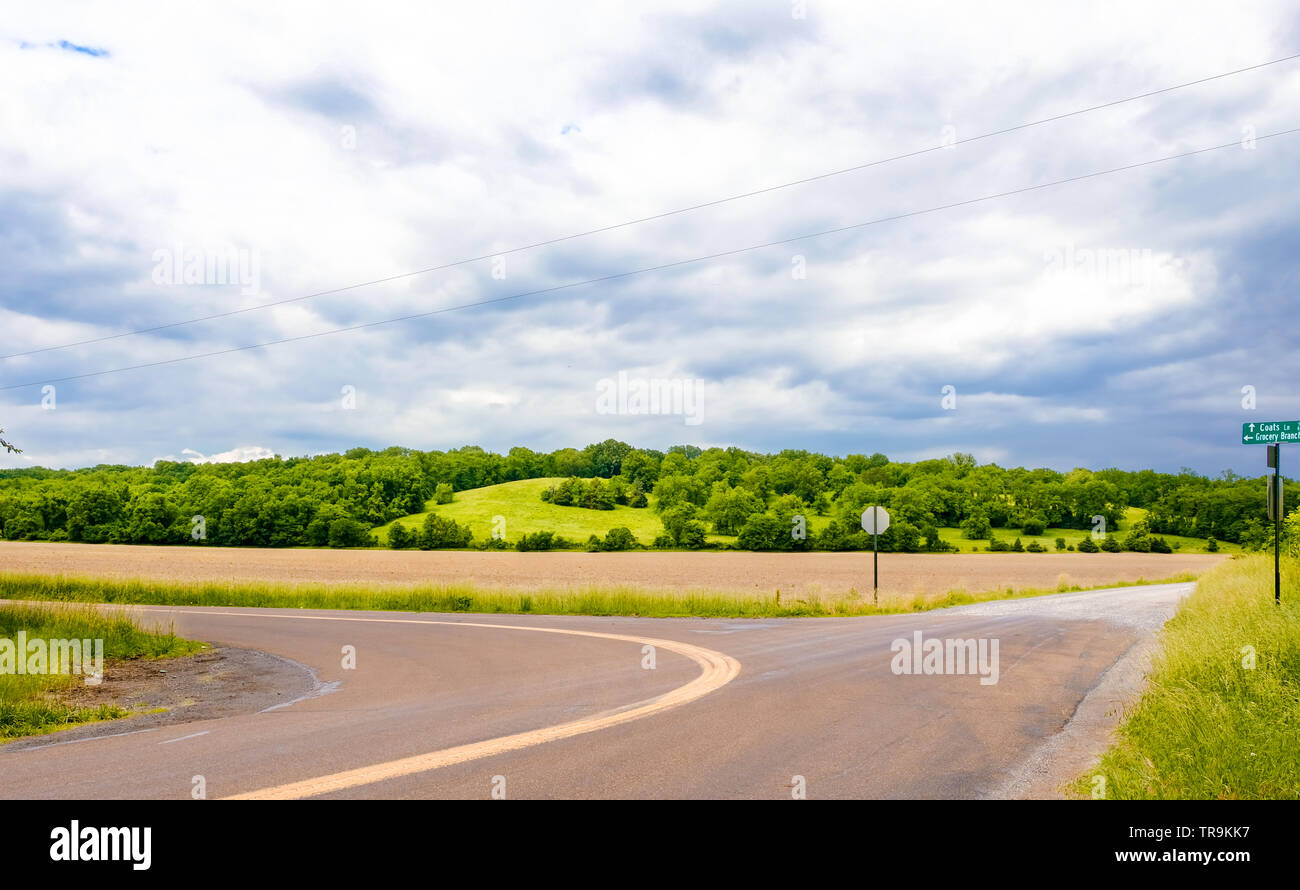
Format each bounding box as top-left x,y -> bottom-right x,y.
861,506 -> 890,534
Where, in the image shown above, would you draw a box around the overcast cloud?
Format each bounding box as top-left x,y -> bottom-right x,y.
1,0 -> 1298,474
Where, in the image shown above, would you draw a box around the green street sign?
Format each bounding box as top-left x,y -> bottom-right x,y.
1242,421 -> 1300,444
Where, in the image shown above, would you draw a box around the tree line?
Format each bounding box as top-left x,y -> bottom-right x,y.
0,440 -> 1290,550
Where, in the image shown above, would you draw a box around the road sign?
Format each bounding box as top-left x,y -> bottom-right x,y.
1242,421 -> 1300,444
861,506 -> 890,602
1259,442 -> 1285,606
861,506 -> 890,534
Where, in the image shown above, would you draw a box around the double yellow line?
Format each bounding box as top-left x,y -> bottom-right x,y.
153,612 -> 745,800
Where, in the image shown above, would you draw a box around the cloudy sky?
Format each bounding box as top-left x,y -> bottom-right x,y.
2,1 -> 1297,474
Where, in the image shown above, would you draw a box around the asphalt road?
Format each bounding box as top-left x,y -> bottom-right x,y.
0,582 -> 1192,799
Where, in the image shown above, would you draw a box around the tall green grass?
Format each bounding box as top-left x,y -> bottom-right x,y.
0,602 -> 202,740
1074,554 -> 1300,799
0,569 -> 1198,620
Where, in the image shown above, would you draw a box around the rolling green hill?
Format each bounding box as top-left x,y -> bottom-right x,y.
374,482 -> 1231,553
373,477 -> 732,547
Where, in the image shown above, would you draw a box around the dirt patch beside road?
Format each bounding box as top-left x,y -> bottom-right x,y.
0,541 -> 1226,596
1,645 -> 320,751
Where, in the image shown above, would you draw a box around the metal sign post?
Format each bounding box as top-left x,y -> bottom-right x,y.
861,506 -> 890,604
1244,423 -> 1291,605
1268,444 -> 1281,605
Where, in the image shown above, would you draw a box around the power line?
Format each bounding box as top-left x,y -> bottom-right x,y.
4,127 -> 1295,393
4,52 -> 1298,361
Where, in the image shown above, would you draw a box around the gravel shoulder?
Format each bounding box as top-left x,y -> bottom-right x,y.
952,581 -> 1195,798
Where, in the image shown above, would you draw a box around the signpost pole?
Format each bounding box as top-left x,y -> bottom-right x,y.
1244,423 -> 1293,605
1275,445 -> 1281,605
873,531 -> 878,602
861,506 -> 889,606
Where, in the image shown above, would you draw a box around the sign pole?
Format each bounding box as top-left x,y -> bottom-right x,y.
1275,445 -> 1281,605
873,531 -> 878,602
861,506 -> 889,607
1244,423 -> 1294,605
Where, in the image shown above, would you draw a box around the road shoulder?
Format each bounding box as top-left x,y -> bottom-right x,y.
1,646 -> 321,752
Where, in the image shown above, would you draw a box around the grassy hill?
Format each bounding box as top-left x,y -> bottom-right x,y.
374,482 -> 1233,553
373,478 -> 732,547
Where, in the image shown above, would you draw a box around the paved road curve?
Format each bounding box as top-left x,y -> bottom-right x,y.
0,582 -> 1192,799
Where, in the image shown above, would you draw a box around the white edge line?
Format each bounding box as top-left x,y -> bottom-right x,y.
159,730 -> 210,745
12,727 -> 159,752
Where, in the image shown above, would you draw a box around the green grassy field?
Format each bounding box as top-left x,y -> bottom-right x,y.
934,508 -> 1235,554
374,483 -> 1229,554
1071,554 -> 1299,799
0,603 -> 203,740
373,477 -> 730,546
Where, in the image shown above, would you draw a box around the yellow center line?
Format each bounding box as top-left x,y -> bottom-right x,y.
119,606 -> 742,800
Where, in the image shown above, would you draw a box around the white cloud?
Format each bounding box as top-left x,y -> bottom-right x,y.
153,445 -> 276,465
1,1 -> 1297,473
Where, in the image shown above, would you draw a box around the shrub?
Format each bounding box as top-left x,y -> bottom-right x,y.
678,523 -> 707,548
1025,540 -> 1046,553
543,477 -> 584,507
1067,544 -> 1076,551
304,513 -> 337,547
813,519 -> 867,551
960,511 -> 992,540
582,478 -> 615,510
516,530 -> 558,552
1150,536 -> 1172,553
1011,537 -> 1025,552
602,527 -> 639,551
1020,517 -> 1046,537
4,512 -> 43,541
608,477 -> 628,504
1055,537 -> 1067,551
419,513 -> 473,549
328,518 -> 373,548
1206,536 -> 1219,552
1123,519 -> 1152,552
434,483 -> 454,505
885,520 -> 922,553
1100,535 -> 1121,553
387,523 -> 413,549
1124,534 -> 1152,552
1076,535 -> 1099,553
661,504 -> 707,548
738,513 -> 791,551
988,536 -> 1011,552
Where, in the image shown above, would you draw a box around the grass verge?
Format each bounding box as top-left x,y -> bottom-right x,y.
1071,554 -> 1300,799
0,602 -> 203,740
0,569 -> 1199,620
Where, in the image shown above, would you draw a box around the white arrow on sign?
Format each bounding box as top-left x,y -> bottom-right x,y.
861,506 -> 890,535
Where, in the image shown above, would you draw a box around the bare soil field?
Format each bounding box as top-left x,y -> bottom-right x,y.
0,541 -> 1227,596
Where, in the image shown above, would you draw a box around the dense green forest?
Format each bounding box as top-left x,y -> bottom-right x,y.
0,440 -> 1291,552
